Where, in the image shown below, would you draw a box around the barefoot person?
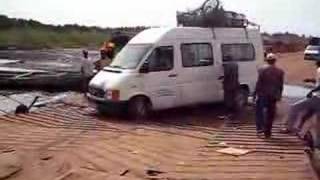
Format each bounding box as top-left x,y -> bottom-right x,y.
255,53 -> 285,138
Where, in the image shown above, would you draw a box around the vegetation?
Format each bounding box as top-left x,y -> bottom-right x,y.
0,15 -> 146,49
0,13 -> 311,52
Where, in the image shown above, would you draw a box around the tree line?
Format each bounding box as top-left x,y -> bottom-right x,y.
0,15 -> 147,49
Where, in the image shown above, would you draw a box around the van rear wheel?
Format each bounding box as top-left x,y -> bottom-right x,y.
128,96 -> 151,120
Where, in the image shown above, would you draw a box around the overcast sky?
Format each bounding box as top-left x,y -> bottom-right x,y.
0,0 -> 319,36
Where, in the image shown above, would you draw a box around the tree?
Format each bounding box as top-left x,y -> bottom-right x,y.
0,15 -> 13,29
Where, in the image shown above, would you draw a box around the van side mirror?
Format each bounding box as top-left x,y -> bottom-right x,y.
139,62 -> 149,74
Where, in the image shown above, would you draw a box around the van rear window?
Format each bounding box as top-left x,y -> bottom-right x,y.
222,44 -> 255,62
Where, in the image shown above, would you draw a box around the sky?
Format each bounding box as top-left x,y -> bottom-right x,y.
0,0 -> 319,36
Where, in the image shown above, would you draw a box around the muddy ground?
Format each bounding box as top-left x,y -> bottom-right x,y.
0,51 -> 319,180
277,52 -> 316,86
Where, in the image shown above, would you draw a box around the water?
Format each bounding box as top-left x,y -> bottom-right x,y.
0,85 -> 313,115
0,91 -> 73,115
0,59 -> 21,65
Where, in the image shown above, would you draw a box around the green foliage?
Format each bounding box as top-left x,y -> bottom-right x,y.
0,27 -> 109,49
0,15 -> 145,49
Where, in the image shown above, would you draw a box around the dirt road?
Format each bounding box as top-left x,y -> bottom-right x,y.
277,52 -> 316,86
0,52 -> 318,180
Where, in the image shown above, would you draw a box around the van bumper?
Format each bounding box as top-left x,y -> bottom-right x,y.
87,93 -> 128,112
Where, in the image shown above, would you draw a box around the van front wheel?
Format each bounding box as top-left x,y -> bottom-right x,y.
128,96 -> 151,120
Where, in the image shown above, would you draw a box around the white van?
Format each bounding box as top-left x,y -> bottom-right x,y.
304,45 -> 320,61
88,27 -> 264,118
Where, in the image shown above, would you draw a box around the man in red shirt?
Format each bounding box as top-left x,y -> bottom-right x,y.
255,53 -> 285,138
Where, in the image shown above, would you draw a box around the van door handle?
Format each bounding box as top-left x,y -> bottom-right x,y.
168,74 -> 178,78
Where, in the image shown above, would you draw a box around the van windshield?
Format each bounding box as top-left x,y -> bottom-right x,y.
109,44 -> 152,69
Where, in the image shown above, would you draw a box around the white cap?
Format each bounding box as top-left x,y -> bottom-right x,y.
266,53 -> 277,61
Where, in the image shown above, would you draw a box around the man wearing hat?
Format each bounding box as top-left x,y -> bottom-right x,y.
255,53 -> 285,138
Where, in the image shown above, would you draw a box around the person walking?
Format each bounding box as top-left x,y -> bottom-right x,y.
255,53 -> 285,138
281,61 -> 320,134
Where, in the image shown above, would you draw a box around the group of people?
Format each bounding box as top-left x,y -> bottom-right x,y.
81,42 -> 320,139
80,42 -> 116,92
224,52 -> 320,139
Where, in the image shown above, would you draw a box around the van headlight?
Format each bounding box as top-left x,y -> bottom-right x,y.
88,87 -> 105,98
105,90 -> 120,101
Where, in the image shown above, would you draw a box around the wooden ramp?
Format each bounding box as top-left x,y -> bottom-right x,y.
195,121 -> 319,180
0,104 -> 318,180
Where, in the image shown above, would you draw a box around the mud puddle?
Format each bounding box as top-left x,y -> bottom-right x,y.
0,90 -> 76,115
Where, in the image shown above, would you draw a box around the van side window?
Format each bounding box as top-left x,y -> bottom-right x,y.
147,46 -> 174,72
222,44 -> 255,62
181,43 -> 213,67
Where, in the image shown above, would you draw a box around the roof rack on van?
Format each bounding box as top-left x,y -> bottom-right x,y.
176,0 -> 260,30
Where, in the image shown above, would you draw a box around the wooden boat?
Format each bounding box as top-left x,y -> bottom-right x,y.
0,67 -> 83,90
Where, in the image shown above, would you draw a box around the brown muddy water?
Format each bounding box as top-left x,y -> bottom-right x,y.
0,49 -> 99,114
0,90 -> 77,115
0,49 -> 99,74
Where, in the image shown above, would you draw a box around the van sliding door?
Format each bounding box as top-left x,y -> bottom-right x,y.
179,43 -> 223,105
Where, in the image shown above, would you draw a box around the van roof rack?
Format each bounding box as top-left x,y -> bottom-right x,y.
176,0 -> 260,30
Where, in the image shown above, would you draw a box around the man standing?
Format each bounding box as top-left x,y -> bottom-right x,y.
223,62 -> 240,115
281,61 -> 320,134
81,50 -> 94,93
255,53 -> 285,138
94,42 -> 115,71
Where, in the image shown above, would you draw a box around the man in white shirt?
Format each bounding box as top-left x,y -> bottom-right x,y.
81,50 -> 94,93
281,61 -> 320,134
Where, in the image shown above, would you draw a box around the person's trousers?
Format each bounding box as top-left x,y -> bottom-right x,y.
81,77 -> 92,93
256,96 -> 277,135
287,97 -> 320,132
224,89 -> 238,112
